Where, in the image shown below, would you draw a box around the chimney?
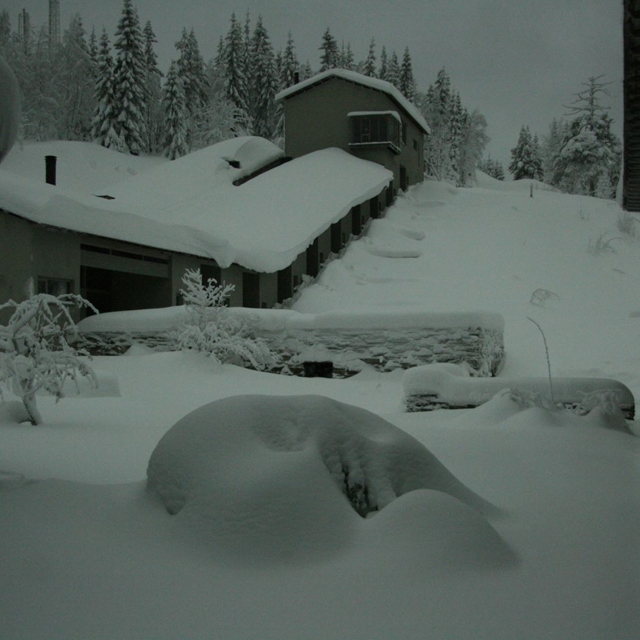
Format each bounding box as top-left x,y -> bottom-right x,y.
294,71 -> 300,85
45,155 -> 57,185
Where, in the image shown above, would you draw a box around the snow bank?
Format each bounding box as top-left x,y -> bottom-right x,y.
404,363 -> 635,421
147,395 -> 503,562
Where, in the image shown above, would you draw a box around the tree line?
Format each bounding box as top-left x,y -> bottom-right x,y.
0,1 -> 489,186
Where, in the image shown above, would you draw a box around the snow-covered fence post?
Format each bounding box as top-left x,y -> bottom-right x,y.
0,293 -> 98,425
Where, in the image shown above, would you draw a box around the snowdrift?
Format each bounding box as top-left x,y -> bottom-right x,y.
147,395 -> 510,564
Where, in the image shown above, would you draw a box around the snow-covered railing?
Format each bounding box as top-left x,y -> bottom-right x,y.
403,363 -> 635,419
78,308 -> 505,377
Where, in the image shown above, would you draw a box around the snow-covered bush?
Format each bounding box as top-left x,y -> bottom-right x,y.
0,293 -> 97,425
173,268 -> 275,370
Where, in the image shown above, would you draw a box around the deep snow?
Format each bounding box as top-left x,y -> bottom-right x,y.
0,142 -> 639,640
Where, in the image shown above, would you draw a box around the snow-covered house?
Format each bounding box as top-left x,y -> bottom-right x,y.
0,137 -> 392,315
276,69 -> 429,196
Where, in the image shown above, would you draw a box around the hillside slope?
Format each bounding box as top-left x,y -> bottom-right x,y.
294,175 -> 640,400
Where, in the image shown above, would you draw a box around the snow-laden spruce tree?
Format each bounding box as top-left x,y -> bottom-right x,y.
509,125 -> 542,180
552,76 -> 621,198
362,38 -> 377,78
162,61 -> 189,160
59,14 -> 95,141
0,292 -> 97,425
112,0 -> 148,154
386,51 -> 401,90
319,28 -> 339,72
143,20 -> 164,154
399,47 -> 416,103
222,13 -> 251,133
174,269 -> 275,371
249,16 -> 278,139
378,46 -> 388,81
91,29 -> 125,150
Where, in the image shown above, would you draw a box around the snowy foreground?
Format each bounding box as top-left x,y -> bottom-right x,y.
1,153 -> 640,639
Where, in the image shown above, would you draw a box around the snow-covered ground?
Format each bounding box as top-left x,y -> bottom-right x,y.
0,143 -> 639,639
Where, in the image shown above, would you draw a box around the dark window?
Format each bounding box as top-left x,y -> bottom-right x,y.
201,264 -> 221,286
413,139 -> 418,151
401,121 -> 408,145
351,114 -> 400,150
38,277 -> 73,296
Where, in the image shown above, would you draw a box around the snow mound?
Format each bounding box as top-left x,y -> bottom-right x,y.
147,395 -> 501,563
404,364 -> 636,424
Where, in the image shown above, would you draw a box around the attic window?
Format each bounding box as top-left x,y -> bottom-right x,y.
349,112 -> 400,154
226,159 -> 241,169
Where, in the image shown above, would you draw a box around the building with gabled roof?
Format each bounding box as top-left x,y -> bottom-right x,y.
276,69 -> 429,196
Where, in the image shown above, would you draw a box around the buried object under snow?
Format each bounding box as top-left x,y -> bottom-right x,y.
146,395 -> 506,562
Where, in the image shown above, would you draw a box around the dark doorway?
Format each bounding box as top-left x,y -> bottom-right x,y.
242,271 -> 260,308
307,238 -> 319,277
351,204 -> 362,236
277,266 -> 292,303
331,221 -> 342,253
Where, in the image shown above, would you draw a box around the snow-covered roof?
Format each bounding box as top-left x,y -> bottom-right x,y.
0,138 -> 392,273
276,69 -> 430,135
348,110 -> 402,124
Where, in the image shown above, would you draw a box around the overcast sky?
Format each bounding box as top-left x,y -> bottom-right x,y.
3,0 -> 623,167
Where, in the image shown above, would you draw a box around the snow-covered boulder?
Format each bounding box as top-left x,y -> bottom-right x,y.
147,395 -> 502,562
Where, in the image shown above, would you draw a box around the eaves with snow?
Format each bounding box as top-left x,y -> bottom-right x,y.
0,136 -> 392,273
276,69 -> 431,135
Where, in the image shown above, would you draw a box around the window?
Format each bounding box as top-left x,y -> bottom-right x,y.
38,277 -> 73,296
401,121 -> 408,145
350,113 -> 400,153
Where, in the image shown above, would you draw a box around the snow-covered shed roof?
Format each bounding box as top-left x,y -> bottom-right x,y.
276,69 -> 431,135
0,138 -> 392,273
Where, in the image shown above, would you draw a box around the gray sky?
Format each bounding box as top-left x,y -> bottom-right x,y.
4,0 -> 623,168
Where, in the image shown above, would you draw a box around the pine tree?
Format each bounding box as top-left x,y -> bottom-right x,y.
223,13 -> 251,133
249,16 -> 278,139
420,68 -> 456,182
340,42 -> 355,71
162,61 -> 188,159
112,0 -> 148,154
273,30 -> 299,144
386,51 -> 401,89
88,27 -> 99,74
399,47 -> 416,102
457,109 -> 489,186
378,46 -> 388,80
59,14 -> 95,140
143,20 -> 163,152
554,76 -> 622,197
363,38 -> 376,77
91,29 -> 124,150
509,125 -> 539,180
319,28 -> 339,71
280,31 -> 299,89
299,60 -> 313,81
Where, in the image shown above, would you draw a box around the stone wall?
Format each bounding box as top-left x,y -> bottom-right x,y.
78,309 -> 505,378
